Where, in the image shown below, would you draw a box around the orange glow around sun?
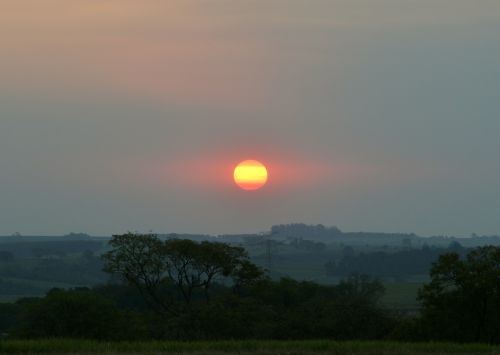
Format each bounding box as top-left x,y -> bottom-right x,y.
233,160 -> 268,190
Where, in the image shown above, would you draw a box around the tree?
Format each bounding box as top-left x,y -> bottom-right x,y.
0,302 -> 21,335
102,233 -> 173,316
334,273 -> 385,306
161,239 -> 248,304
102,233 -> 265,316
232,259 -> 268,295
16,288 -> 143,340
418,246 -> 500,343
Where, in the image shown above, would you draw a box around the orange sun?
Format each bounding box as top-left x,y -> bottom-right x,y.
233,160 -> 268,190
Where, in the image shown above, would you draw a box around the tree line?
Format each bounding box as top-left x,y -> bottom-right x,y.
326,242 -> 467,278
0,233 -> 499,343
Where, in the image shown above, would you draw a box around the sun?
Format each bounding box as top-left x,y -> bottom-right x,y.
233,160 -> 268,190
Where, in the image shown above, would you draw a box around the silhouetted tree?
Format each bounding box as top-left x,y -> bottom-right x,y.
15,288 -> 143,340
418,246 -> 500,343
326,245 -> 468,278
102,233 -> 265,316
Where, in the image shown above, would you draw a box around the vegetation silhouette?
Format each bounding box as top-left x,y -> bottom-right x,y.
0,233 -> 499,343
416,246 -> 500,343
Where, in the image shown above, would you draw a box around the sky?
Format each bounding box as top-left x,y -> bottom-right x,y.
1,0 -> 500,237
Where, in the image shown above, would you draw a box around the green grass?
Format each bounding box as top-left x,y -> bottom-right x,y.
0,340 -> 499,354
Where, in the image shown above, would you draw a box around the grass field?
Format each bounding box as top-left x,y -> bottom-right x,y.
1,340 -> 499,354
381,282 -> 423,311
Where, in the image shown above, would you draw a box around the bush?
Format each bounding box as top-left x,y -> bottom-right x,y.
418,246 -> 500,343
15,288 -> 146,340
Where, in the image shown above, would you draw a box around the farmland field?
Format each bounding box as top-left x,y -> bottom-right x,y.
381,282 -> 423,311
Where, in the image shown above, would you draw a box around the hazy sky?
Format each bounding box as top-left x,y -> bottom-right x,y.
1,0 -> 500,236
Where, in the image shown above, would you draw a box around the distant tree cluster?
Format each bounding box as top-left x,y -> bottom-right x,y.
326,243 -> 466,278
270,224 -> 342,239
288,238 -> 327,252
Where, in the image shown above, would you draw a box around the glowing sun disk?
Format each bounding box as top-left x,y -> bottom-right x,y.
233,160 -> 268,190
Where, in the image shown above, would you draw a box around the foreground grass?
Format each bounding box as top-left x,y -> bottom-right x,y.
0,340 -> 499,354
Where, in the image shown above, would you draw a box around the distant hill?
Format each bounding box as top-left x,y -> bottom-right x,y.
1,224 -> 499,248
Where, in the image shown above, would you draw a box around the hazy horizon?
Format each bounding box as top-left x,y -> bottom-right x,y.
2,222 -> 497,239
2,1 -> 500,236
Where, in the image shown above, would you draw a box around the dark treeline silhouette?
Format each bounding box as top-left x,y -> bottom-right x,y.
0,251 -> 104,287
0,234 -> 499,343
415,246 -> 500,343
326,242 -> 467,278
270,224 -> 342,239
